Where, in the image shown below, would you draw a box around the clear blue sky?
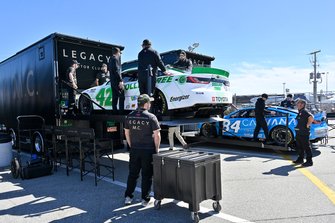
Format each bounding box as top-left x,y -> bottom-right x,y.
1,0 -> 334,95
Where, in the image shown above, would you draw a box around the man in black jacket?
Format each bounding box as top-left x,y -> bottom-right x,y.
253,93 -> 275,142
138,39 -> 168,96
173,50 -> 192,71
280,94 -> 295,108
109,47 -> 124,113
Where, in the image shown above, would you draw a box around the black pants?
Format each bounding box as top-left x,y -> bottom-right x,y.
67,87 -> 76,112
111,87 -> 125,112
125,149 -> 155,201
296,134 -> 312,160
138,72 -> 156,96
253,116 -> 269,140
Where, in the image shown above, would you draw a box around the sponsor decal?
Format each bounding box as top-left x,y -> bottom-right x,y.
170,95 -> 190,102
157,76 -> 173,84
178,75 -> 187,84
212,82 -> 223,87
212,97 -> 228,102
124,82 -> 138,90
223,118 -> 296,134
196,92 -> 204,95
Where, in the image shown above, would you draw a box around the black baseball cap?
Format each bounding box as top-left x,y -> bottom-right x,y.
142,39 -> 152,46
261,93 -> 268,99
138,94 -> 154,105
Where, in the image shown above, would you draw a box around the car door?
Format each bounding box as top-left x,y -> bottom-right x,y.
222,109 -> 255,138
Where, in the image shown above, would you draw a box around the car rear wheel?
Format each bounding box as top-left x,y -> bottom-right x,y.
270,126 -> 293,145
79,94 -> 93,116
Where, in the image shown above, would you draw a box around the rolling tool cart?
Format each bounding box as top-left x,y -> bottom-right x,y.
153,149 -> 222,223
10,115 -> 53,179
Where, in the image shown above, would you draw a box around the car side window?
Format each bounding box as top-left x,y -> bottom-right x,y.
248,110 -> 255,118
122,70 -> 138,82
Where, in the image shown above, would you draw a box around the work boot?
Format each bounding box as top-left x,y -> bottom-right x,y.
302,159 -> 313,167
293,157 -> 304,164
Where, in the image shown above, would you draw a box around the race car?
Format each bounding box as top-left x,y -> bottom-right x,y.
78,66 -> 232,117
199,106 -> 328,145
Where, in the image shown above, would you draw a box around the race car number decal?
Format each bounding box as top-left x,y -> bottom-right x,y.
222,120 -> 241,133
96,87 -> 112,106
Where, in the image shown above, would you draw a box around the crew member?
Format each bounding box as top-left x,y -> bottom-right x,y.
168,125 -> 188,150
109,47 -> 125,113
280,94 -> 295,108
94,63 -> 110,86
138,39 -> 168,96
124,94 -> 161,206
253,93 -> 275,142
66,60 -> 80,115
293,99 -> 314,166
173,50 -> 192,71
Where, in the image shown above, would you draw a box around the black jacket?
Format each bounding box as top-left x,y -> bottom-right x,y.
109,55 -> 122,88
255,98 -> 266,118
173,58 -> 192,71
138,47 -> 166,75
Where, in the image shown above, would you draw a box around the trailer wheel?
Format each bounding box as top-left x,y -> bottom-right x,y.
33,131 -> 44,154
213,201 -> 222,212
270,126 -> 293,145
9,128 -> 17,148
154,199 -> 161,210
191,212 -> 200,223
79,95 -> 93,116
11,158 -> 21,179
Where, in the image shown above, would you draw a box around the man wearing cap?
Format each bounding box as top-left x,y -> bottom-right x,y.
253,93 -> 275,143
138,39 -> 168,96
94,63 -> 110,86
280,94 -> 295,109
173,50 -> 193,71
66,60 -> 80,115
109,47 -> 125,113
124,94 -> 161,206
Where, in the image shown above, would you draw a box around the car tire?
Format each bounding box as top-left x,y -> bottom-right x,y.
201,123 -> 217,138
79,94 -> 93,116
153,90 -> 168,116
270,126 -> 293,145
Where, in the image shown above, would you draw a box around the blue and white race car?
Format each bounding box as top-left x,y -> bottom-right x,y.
78,66 -> 232,117
199,106 -> 328,145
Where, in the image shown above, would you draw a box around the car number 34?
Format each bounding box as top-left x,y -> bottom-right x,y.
222,120 -> 241,133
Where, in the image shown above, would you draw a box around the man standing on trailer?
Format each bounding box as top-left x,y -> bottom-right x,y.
252,93 -> 275,143
137,39 -> 168,96
66,60 -> 80,115
173,50 -> 193,71
93,63 -> 110,86
109,47 -> 125,113
124,94 -> 161,206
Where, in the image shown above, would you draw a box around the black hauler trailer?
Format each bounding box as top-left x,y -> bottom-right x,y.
0,33 -> 125,151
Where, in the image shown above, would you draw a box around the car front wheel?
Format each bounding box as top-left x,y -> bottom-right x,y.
79,95 -> 93,116
270,126 -> 293,145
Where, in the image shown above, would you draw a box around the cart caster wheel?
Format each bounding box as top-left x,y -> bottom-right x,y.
154,200 -> 161,210
213,201 -> 222,212
10,158 -> 20,179
191,212 -> 200,223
